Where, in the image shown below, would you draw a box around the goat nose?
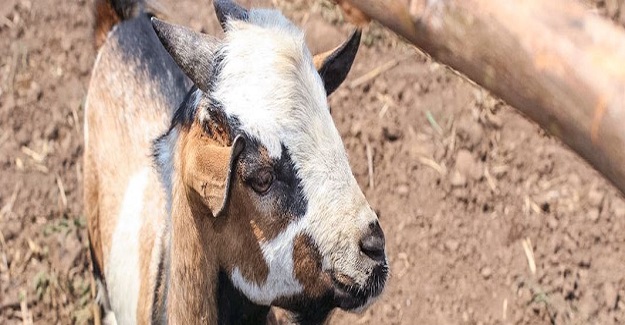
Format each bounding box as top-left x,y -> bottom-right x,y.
359,221 -> 386,262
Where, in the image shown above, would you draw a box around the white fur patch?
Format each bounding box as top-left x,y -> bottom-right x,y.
105,168 -> 150,324
231,219 -> 306,304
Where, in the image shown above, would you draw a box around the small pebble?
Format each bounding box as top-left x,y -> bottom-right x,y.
382,126 -> 402,142
450,170 -> 467,187
396,184 -> 409,195
547,216 -> 558,229
604,283 -> 618,308
445,239 -> 460,252
481,266 -> 492,279
14,127 -> 31,146
587,188 -> 604,208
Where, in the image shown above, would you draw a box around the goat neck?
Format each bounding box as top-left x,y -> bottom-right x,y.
162,176 -> 268,323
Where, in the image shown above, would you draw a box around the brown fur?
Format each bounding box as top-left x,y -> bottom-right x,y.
220,177 -> 274,284
137,217 -> 157,325
84,151 -> 104,275
293,234 -> 332,298
181,125 -> 234,216
164,122 -> 273,323
95,0 -> 121,49
166,175 -> 219,323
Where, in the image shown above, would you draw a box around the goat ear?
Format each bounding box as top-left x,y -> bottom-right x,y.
214,0 -> 249,31
151,18 -> 218,92
313,30 -> 361,96
184,134 -> 246,218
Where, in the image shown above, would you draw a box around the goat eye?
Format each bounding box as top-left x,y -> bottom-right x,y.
250,169 -> 274,194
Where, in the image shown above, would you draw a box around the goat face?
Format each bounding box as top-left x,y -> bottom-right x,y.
152,0 -> 387,316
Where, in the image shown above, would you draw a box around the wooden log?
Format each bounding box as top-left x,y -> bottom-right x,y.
335,0 -> 625,195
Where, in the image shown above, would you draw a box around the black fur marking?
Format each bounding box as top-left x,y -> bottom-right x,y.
274,145 -> 308,218
113,14 -> 191,111
150,241 -> 167,324
276,293 -> 334,325
169,85 -> 200,128
151,133 -> 167,172
331,263 -> 388,310
88,238 -> 103,284
217,271 -> 270,325
239,140 -> 308,220
317,30 -> 361,96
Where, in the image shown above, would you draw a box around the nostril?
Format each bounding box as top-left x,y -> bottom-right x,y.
359,235 -> 385,261
359,222 -> 386,262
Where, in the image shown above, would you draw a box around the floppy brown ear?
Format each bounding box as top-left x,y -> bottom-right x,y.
183,134 -> 246,218
313,29 -> 361,96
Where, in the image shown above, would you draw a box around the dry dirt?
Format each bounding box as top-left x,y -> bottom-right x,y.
1,0 -> 624,324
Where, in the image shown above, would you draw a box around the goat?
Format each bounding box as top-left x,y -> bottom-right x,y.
85,0 -> 388,324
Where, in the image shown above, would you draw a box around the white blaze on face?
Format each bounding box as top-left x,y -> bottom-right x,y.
213,8 -> 380,301
214,9 -> 329,159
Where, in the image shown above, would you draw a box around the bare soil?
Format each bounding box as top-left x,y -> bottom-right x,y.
1,0 -> 624,324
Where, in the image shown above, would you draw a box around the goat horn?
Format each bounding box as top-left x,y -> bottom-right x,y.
151,18 -> 220,92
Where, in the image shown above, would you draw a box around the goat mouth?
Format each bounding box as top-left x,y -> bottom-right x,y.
331,264 -> 388,311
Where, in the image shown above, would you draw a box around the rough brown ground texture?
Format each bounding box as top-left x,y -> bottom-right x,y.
1,0 -> 624,324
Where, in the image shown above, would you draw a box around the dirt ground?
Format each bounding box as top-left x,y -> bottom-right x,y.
1,0 -> 624,324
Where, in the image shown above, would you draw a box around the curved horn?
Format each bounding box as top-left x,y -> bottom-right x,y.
214,0 -> 249,30
152,18 -> 219,92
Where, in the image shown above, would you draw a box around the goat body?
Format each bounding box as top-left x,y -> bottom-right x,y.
86,2 -> 188,323
85,0 -> 387,324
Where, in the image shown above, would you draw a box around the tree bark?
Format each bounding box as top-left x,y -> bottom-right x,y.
335,0 -> 625,195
